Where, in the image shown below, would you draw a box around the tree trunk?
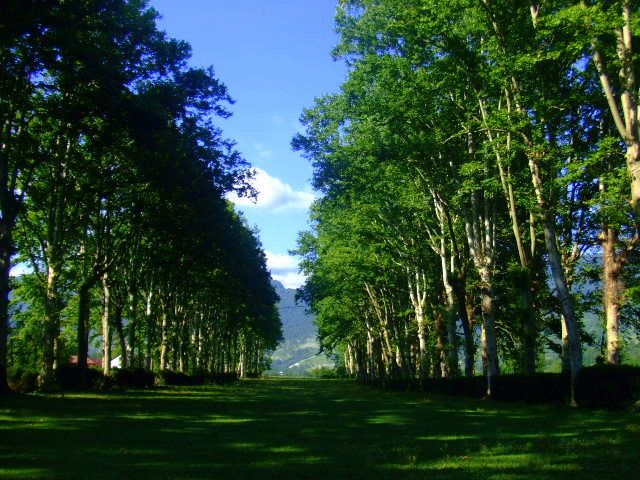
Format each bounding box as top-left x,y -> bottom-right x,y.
364,283 -> 398,379
432,191 -> 461,376
392,317 -> 411,379
440,245 -> 459,376
560,316 -> 570,373
347,343 -> 356,376
127,288 -> 137,367
416,310 -> 429,380
444,286 -> 459,377
239,336 -> 246,378
435,313 -> 448,378
77,282 -> 92,371
101,274 -> 111,376
528,153 -> 582,403
356,343 -> 367,381
543,210 -> 582,401
464,185 -> 498,395
366,328 -> 376,382
145,290 -> 153,370
408,271 -> 429,379
171,336 -> 178,372
159,309 -> 168,371
628,142 -> 640,218
113,302 -> 126,369
193,317 -> 201,371
480,267 -> 499,396
454,280 -> 475,377
1,102 -> 24,394
380,326 -> 395,378
602,227 -> 623,365
0,242 -> 11,393
41,262 -> 61,388
519,275 -> 536,375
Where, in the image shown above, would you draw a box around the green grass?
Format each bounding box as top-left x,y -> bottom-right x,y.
1,378 -> 638,479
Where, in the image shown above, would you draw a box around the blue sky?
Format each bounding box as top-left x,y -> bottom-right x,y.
149,0 -> 346,288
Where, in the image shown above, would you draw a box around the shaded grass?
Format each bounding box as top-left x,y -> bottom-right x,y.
1,378 -> 638,479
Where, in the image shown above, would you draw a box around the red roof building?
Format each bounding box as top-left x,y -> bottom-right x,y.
68,356 -> 102,367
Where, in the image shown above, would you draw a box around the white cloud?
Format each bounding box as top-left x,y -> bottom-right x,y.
265,250 -> 298,271
265,250 -> 306,289
273,271 -> 306,289
228,167 -> 315,212
271,115 -> 284,125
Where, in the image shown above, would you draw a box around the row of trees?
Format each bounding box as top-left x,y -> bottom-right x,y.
294,0 -> 639,400
1,0 -> 281,392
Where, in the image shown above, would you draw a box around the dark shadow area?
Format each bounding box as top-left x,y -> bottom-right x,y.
1,378 -> 638,479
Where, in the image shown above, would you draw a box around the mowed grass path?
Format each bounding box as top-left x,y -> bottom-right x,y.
1,378 -> 638,479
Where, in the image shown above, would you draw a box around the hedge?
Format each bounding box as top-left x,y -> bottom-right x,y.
369,367 -> 640,410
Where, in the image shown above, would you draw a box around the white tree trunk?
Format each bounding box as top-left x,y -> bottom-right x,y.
159,309 -> 168,372
464,185 -> 498,396
408,271 -> 429,379
102,273 -> 111,376
480,267 -> 499,396
602,228 -> 623,365
628,143 -> 640,217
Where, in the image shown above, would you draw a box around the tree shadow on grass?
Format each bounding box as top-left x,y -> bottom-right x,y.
0,378 -> 638,479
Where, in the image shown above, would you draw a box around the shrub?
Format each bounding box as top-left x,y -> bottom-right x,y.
491,373 -> 570,404
422,376 -> 486,398
310,366 -> 344,379
207,372 -> 239,385
375,368 -> 640,409
157,370 -> 240,386
157,370 -> 205,386
8,367 -> 39,393
575,364 -> 640,410
111,368 -> 156,389
384,373 -> 570,404
55,364 -> 108,391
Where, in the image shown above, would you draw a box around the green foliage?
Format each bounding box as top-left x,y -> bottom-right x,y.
7,366 -> 38,393
293,0 -> 640,393
309,365 -> 347,379
8,276 -> 46,373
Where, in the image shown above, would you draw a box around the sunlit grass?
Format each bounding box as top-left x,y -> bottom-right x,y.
1,378 -> 638,479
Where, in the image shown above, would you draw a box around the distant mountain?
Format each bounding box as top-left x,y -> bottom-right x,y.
268,280 -> 334,375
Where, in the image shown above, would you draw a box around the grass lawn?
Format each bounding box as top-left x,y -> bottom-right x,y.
1,378 -> 638,479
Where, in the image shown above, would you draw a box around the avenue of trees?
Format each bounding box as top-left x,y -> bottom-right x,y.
1,0 -> 282,393
294,0 -> 639,400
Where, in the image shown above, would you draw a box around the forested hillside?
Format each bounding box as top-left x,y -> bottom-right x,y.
268,281 -> 334,375
1,0 -> 281,393
293,0 -> 640,401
